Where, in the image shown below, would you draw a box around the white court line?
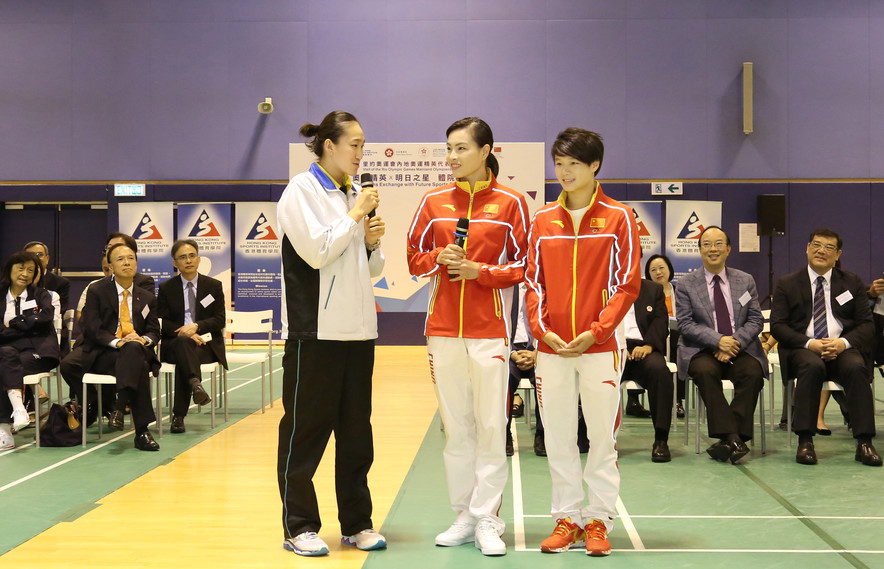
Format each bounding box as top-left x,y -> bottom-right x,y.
0,364 -> 281,493
509,421 -> 527,551
512,547 -> 884,554
521,513 -> 884,521
616,496 -> 645,550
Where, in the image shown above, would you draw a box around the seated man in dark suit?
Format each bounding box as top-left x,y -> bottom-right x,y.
676,226 -> 767,464
771,228 -> 880,466
59,243 -> 161,451
870,276 -> 884,369
157,239 -> 227,433
622,276 -> 673,462
105,232 -> 155,295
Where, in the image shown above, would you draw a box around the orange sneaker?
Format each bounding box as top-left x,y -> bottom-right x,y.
584,519 -> 611,556
540,518 -> 585,553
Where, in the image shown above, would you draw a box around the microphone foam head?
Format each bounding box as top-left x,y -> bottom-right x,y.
456,217 -> 470,234
359,172 -> 374,187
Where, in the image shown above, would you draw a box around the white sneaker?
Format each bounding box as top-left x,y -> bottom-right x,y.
283,532 -> 329,556
0,427 -> 14,450
474,519 -> 506,556
342,528 -> 387,550
435,521 -> 476,546
12,408 -> 30,432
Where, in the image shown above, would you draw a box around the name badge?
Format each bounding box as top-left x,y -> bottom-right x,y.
200,332 -> 213,342
200,294 -> 215,308
738,291 -> 752,306
835,290 -> 853,305
21,299 -> 37,310
142,305 -> 150,319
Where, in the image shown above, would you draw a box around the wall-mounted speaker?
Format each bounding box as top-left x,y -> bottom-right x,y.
757,194 -> 785,236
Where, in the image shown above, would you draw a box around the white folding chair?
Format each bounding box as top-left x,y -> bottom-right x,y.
224,309 -> 274,413
81,371 -> 163,447
686,377 -> 766,455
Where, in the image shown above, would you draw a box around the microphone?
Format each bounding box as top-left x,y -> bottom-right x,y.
359,172 -> 376,218
454,217 -> 469,248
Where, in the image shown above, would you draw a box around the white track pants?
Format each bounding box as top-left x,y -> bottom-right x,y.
428,336 -> 509,531
536,350 -> 623,532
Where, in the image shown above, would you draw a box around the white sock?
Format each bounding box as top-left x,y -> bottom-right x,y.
7,389 -> 26,413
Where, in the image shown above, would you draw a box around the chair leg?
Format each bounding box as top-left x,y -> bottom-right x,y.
96,385 -> 104,441
269,358 -> 274,408
261,362 -> 266,413
787,381 -> 793,447
82,384 -> 88,448
154,375 -> 162,439
31,384 -> 42,448
223,365 -> 229,422
210,370 -> 216,429
759,383 -> 766,454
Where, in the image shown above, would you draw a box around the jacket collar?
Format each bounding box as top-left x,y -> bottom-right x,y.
310,162 -> 352,193
453,168 -> 493,194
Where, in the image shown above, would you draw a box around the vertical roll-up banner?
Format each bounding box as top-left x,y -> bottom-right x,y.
234,202 -> 281,339
623,201 -> 663,259
118,202 -> 174,294
177,204 -> 232,313
665,200 -> 722,280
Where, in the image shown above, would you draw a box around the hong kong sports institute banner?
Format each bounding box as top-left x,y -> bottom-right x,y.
118,202 -> 174,293
234,202 -> 281,338
177,204 -> 232,312
665,200 -> 722,280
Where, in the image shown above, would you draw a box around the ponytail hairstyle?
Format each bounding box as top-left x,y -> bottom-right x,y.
300,111 -> 360,159
445,117 -> 499,178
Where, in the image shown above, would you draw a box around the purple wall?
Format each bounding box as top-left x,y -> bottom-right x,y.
2,1 -> 884,181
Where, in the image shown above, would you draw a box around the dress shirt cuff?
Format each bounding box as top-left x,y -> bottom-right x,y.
803,339 -> 812,349
841,338 -> 851,351
110,339 -> 121,348
141,336 -> 152,347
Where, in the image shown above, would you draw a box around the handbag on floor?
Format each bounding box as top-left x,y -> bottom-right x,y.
39,401 -> 82,447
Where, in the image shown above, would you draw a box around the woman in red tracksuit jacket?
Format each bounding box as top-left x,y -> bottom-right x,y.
406,117 -> 529,557
525,128 -> 640,557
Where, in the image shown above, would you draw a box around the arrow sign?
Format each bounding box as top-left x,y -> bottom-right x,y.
651,181 -> 683,196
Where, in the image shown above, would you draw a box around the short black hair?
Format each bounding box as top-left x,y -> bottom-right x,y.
808,228 -> 842,250
106,242 -> 137,263
697,225 -> 730,249
1,251 -> 43,290
106,232 -> 138,253
645,254 -> 674,281
551,127 -> 604,176
23,241 -> 49,256
171,239 -> 199,258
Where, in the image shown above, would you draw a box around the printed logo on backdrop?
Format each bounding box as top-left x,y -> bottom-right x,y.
240,212 -> 280,256
670,210 -> 712,255
131,213 -> 167,255
623,201 -> 662,258
187,209 -> 225,252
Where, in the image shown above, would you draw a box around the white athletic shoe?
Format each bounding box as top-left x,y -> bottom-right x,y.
283,532 -> 329,556
0,427 -> 14,450
474,519 -> 506,556
435,521 -> 476,546
342,528 -> 387,550
12,408 -> 30,432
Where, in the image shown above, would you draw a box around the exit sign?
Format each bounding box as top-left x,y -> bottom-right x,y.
114,183 -> 146,197
651,181 -> 683,195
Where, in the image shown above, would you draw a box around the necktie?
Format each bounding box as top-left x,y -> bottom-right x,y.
712,275 -> 733,335
14,296 -> 21,316
186,281 -> 196,323
117,289 -> 135,339
813,276 -> 829,339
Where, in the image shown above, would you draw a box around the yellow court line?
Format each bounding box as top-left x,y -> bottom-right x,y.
1,346 -> 437,569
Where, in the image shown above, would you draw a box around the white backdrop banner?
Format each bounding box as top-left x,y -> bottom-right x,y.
234,202 -> 282,338
623,201 -> 663,260
289,142 -> 545,312
665,200 -> 722,279
177,204 -> 232,312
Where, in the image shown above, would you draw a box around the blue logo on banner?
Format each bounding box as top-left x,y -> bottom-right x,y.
133,213 -> 163,240
676,211 -> 706,240
188,210 -> 222,237
245,213 -> 278,240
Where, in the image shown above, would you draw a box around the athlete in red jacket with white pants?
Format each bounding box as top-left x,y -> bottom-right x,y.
407,118 -> 529,557
525,128 -> 640,557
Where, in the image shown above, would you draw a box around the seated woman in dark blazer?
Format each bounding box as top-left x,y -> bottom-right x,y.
0,251 -> 59,448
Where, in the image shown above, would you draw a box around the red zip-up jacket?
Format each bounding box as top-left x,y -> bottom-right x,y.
406,172 -> 529,339
525,183 -> 641,354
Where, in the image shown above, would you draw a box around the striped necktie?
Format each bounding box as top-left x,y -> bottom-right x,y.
813,276 -> 828,339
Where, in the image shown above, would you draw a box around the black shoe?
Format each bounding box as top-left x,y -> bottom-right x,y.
511,397 -> 524,418
706,440 -> 731,462
729,440 -> 750,464
675,402 -> 685,419
108,410 -> 124,431
796,440 -> 818,465
778,419 -> 788,431
625,400 -> 652,418
171,415 -> 186,434
652,440 -> 671,463
134,431 -> 160,451
191,380 -> 212,406
817,427 -> 832,436
84,402 -> 98,428
506,435 -> 514,457
855,442 -> 883,467
534,433 -> 547,457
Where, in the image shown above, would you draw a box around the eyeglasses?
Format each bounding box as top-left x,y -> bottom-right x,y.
809,241 -> 838,253
175,253 -> 198,262
700,240 -> 726,250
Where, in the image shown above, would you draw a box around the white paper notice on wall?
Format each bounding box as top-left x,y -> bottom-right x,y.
739,223 -> 760,252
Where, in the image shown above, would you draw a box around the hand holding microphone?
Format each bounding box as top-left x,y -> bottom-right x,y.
350,172 -> 379,222
443,217 -> 480,281
358,172 -> 385,248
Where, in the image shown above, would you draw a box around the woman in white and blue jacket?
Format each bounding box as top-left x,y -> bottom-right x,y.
276,111 -> 386,557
